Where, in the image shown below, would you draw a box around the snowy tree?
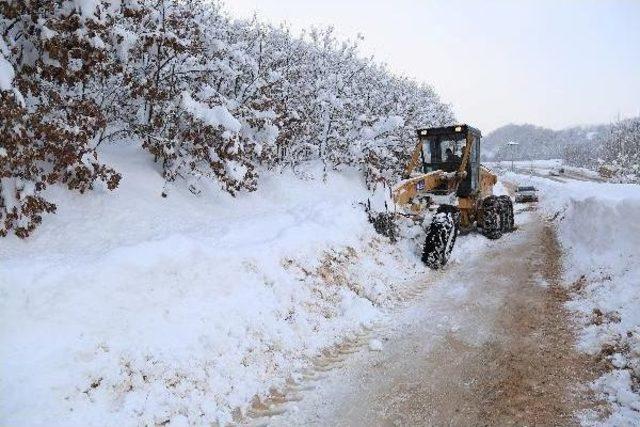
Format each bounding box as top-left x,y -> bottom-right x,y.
0,1 -> 120,238
598,118 -> 640,179
1,0 -> 453,237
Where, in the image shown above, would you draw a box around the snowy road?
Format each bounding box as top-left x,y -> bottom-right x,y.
511,167 -> 604,184
252,210 -> 599,426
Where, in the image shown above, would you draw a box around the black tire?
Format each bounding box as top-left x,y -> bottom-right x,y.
436,205 -> 461,261
436,204 -> 462,228
497,195 -> 514,232
481,196 -> 503,240
422,205 -> 459,269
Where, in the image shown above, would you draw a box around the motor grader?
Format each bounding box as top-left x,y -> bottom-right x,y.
392,124 -> 514,269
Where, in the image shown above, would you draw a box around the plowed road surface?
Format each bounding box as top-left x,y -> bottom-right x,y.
266,209 -> 600,426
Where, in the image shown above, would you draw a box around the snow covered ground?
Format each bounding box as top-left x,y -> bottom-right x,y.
3,146 -> 638,426
504,171 -> 640,425
0,144 -> 429,426
487,159 -> 564,171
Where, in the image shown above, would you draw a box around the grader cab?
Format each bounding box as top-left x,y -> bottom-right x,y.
392,124 -> 514,269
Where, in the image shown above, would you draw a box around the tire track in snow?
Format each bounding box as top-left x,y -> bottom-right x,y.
251,210 -> 601,426
240,269 -> 449,426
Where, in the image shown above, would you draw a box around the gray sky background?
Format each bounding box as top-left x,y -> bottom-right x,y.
225,0 -> 640,132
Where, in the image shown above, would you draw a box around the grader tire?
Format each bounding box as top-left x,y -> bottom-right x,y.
481,196 -> 503,240
498,195 -> 515,232
422,205 -> 459,270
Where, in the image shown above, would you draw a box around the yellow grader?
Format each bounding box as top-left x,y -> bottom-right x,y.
392,124 -> 514,269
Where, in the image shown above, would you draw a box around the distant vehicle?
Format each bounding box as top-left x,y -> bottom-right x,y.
515,186 -> 539,203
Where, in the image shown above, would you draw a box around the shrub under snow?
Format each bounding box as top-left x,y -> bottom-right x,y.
0,0 -> 453,237
0,1 -> 122,237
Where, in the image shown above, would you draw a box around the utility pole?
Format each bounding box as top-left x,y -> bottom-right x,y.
507,141 -> 519,172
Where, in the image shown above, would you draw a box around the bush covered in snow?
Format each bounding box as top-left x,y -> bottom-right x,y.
577,117 -> 640,182
0,1 -> 122,237
0,0 -> 453,237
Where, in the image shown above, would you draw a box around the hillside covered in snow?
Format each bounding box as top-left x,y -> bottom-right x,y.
482,123 -> 606,161
484,121 -> 640,181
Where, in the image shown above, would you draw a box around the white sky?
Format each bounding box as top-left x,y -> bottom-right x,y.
224,0 -> 640,132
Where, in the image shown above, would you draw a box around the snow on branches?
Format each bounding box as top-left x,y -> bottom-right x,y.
0,1 -> 121,238
0,0 -> 453,237
599,118 -> 640,179
562,118 -> 640,181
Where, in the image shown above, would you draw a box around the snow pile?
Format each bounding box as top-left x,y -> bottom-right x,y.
506,173 -> 640,424
558,191 -> 640,425
0,145 -> 428,426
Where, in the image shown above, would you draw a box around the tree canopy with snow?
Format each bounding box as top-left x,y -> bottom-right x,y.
0,0 -> 453,237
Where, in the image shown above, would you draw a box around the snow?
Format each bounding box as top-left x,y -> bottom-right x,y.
0,54 -> 15,91
486,159 -> 563,170
368,339 -> 383,352
40,25 -> 58,40
181,92 -> 242,133
4,136 -> 636,425
505,171 -> 640,425
492,180 -> 510,196
73,0 -> 99,18
0,143 -> 430,426
111,26 -> 137,62
0,177 -> 19,212
592,371 -> 640,424
360,116 -> 405,141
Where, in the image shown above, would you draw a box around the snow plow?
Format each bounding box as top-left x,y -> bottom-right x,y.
392,124 -> 514,269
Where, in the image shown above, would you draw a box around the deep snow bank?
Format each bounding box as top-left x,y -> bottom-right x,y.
506,173 -> 640,425
0,144 -> 427,426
